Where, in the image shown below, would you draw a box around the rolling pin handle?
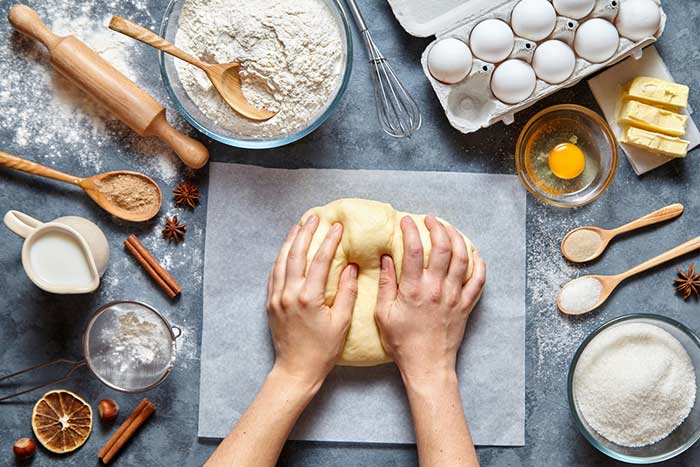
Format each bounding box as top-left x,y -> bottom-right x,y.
146,112 -> 209,169
8,4 -> 63,50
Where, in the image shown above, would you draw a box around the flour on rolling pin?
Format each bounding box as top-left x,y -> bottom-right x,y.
7,4 -> 209,169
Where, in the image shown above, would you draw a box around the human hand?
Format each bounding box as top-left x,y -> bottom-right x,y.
374,216 -> 486,384
266,215 -> 358,388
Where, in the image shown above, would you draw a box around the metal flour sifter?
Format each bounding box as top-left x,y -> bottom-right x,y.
0,301 -> 180,401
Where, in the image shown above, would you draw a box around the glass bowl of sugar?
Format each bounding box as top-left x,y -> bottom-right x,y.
568,314 -> 700,463
159,0 -> 353,149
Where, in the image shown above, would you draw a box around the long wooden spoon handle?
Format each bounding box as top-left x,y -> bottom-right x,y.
109,16 -> 205,69
612,203 -> 684,235
0,151 -> 82,185
619,236 -> 700,281
8,4 -> 63,51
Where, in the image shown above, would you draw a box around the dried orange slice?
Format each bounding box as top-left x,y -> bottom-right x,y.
32,390 -> 93,454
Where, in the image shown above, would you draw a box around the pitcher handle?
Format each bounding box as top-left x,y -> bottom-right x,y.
3,210 -> 44,238
0,359 -> 87,402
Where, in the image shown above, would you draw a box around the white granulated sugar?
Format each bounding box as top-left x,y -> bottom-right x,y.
0,1 -> 183,182
574,323 -> 696,447
175,0 -> 343,138
559,277 -> 602,313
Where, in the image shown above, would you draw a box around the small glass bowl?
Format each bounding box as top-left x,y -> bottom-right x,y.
515,104 -> 617,208
158,0 -> 353,149
568,314 -> 700,464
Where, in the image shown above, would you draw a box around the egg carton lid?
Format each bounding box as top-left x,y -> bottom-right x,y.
386,0 -> 513,37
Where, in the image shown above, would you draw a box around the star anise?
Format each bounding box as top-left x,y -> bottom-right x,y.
162,215 -> 186,243
674,263 -> 700,300
173,180 -> 200,208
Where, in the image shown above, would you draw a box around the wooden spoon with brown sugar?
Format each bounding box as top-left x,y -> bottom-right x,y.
561,204 -> 684,263
0,151 -> 161,222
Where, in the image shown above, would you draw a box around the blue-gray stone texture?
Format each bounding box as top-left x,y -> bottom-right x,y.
1,0 -> 699,465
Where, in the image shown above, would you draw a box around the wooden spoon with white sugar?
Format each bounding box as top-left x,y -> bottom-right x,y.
558,236 -> 700,315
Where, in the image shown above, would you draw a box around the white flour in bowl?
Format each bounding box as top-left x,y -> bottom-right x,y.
574,322 -> 696,447
174,0 -> 344,139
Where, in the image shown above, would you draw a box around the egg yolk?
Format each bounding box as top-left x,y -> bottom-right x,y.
548,142 -> 585,179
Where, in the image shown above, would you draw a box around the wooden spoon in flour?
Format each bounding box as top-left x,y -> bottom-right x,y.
0,151 -> 161,222
109,16 -> 276,122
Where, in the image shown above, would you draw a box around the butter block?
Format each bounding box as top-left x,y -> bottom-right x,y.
623,77 -> 689,109
618,100 -> 688,137
620,126 -> 689,158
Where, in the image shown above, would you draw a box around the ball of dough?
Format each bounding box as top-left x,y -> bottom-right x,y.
300,199 -> 478,366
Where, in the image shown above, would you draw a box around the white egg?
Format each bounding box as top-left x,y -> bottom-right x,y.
553,0 -> 595,19
615,0 -> 661,41
470,19 -> 514,63
532,40 -> 576,84
511,0 -> 557,41
491,59 -> 536,104
574,18 -> 620,63
427,38 -> 473,84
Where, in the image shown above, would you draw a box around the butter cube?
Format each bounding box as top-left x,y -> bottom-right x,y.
620,126 -> 689,158
618,100 -> 687,137
623,77 -> 689,109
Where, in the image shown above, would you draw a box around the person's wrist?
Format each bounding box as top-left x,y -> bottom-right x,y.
399,362 -> 458,394
270,361 -> 327,396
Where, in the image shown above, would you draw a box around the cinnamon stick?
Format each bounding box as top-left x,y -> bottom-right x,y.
99,398 -> 156,464
124,234 -> 182,298
98,399 -> 148,459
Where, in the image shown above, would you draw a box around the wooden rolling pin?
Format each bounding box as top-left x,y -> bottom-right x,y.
8,4 -> 209,169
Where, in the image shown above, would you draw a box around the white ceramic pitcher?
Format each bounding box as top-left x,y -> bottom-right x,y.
3,210 -> 110,294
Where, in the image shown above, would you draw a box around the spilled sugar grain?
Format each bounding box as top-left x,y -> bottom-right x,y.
0,1 -> 186,183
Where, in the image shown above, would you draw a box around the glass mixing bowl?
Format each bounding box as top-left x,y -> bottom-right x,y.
515,104 -> 617,208
568,314 -> 700,463
158,0 -> 353,149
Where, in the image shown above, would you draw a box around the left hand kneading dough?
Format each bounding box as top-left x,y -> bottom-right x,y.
301,199 -> 478,366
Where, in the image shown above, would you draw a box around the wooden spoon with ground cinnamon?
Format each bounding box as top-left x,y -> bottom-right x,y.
0,151 -> 161,222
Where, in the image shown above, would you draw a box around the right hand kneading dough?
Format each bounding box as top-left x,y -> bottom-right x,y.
301,199 -> 478,366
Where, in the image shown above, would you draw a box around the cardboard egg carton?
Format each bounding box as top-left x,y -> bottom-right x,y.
386,0 -> 666,134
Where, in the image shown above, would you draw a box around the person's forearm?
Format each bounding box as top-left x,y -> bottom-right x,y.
205,365 -> 322,467
403,370 -> 479,467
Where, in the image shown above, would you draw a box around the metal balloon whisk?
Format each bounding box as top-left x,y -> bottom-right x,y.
345,0 -> 422,138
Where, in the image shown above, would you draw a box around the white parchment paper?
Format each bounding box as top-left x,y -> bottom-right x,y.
198,163 -> 526,446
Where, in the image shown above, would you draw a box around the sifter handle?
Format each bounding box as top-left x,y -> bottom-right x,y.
0,359 -> 86,402
7,4 -> 63,50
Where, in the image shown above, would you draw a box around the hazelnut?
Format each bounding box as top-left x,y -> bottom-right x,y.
98,399 -> 119,421
13,438 -> 36,460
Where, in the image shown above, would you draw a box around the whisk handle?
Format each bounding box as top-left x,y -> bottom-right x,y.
344,0 -> 368,32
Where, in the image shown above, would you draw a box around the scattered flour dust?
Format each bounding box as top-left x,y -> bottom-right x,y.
528,208 -> 603,379
174,0 -> 344,138
0,1 -> 184,182
141,218 -> 204,367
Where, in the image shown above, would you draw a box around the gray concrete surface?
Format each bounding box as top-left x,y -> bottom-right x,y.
1,0 -> 699,465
